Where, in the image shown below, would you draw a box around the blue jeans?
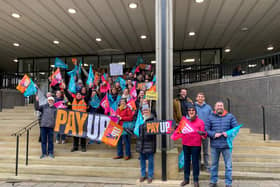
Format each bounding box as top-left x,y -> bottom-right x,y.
117,135 -> 131,157
183,145 -> 201,182
40,127 -> 54,155
140,153 -> 154,178
56,133 -> 66,141
210,147 -> 232,185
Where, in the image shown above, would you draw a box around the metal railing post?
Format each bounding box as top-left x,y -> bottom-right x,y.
26,130 -> 29,165
15,135 -> 19,176
261,105 -> 266,141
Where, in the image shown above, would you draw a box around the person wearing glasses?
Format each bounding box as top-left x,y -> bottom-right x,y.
172,105 -> 207,187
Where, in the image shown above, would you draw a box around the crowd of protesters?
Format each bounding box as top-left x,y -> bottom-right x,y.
34,58 -> 239,186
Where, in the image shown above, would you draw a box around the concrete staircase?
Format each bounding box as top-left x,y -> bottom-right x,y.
0,105 -> 280,184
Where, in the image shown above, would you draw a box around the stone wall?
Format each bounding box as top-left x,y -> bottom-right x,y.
174,69 -> 280,140
0,89 -> 25,110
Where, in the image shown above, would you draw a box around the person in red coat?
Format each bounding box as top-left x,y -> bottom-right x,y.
113,98 -> 134,160
172,105 -> 207,187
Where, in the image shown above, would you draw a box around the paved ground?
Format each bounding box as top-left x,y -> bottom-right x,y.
1,180 -> 280,187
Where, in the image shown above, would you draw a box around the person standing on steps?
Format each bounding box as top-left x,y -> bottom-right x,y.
35,96 -> 57,159
205,101 -> 239,187
195,92 -> 212,172
172,105 -> 207,187
136,102 -> 156,184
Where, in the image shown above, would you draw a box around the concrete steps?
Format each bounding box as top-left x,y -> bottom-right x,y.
1,106 -> 280,182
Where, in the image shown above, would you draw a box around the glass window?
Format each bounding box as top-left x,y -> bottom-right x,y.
84,56 -> 98,69
181,51 -> 200,66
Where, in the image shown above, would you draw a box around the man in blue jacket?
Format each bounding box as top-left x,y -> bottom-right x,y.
205,101 -> 239,187
195,92 -> 212,172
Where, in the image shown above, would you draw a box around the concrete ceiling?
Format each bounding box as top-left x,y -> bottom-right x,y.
0,0 -> 280,71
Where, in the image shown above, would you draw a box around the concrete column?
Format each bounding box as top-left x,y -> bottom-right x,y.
155,0 -> 173,150
155,0 -> 174,181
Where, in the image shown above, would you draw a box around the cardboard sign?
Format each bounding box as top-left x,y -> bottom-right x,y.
145,120 -> 175,135
110,63 -> 123,76
145,91 -> 158,100
101,121 -> 123,147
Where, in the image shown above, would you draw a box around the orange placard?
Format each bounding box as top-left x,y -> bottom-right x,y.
101,121 -> 123,147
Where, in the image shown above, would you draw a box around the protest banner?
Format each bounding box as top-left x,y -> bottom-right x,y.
54,109 -> 122,146
145,91 -> 158,100
110,63 -> 123,76
144,120 -> 175,135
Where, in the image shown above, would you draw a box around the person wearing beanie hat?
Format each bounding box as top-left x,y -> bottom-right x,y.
172,104 -> 207,187
35,94 -> 57,159
136,100 -> 157,184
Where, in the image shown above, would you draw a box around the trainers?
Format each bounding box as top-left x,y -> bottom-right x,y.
61,140 -> 65,144
194,182 -> 200,187
71,147 -> 78,152
113,156 -> 123,159
48,154 -> 55,159
147,178 -> 153,184
40,154 -> 47,159
81,147 -> 86,152
56,140 -> 60,144
139,177 -> 146,182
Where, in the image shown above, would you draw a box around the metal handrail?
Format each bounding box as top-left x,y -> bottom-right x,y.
10,119 -> 39,176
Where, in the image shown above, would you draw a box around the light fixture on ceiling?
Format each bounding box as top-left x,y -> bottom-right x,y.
39,72 -> 45,75
224,48 -> 231,53
11,13 -> 21,18
118,62 -> 125,65
13,59 -> 18,63
50,65 -> 55,68
151,60 -> 156,64
195,0 -> 204,3
96,38 -> 102,42
267,45 -> 274,51
188,32 -> 196,36
241,27 -> 249,31
53,40 -> 60,45
129,3 -> 138,9
13,43 -> 20,47
68,8 -> 77,14
183,58 -> 195,63
140,35 -> 147,39
83,63 -> 89,67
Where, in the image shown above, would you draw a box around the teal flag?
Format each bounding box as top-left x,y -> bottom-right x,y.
108,94 -> 121,111
116,77 -> 126,91
55,57 -> 68,69
136,56 -> 144,65
86,65 -> 94,87
226,124 -> 243,151
90,94 -> 100,109
67,65 -> 78,77
24,79 -> 37,97
152,75 -> 156,83
133,109 -> 144,136
68,74 -> 76,93
178,150 -> 184,169
131,66 -> 136,74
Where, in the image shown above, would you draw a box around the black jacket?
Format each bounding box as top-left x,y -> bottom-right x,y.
136,115 -> 157,154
